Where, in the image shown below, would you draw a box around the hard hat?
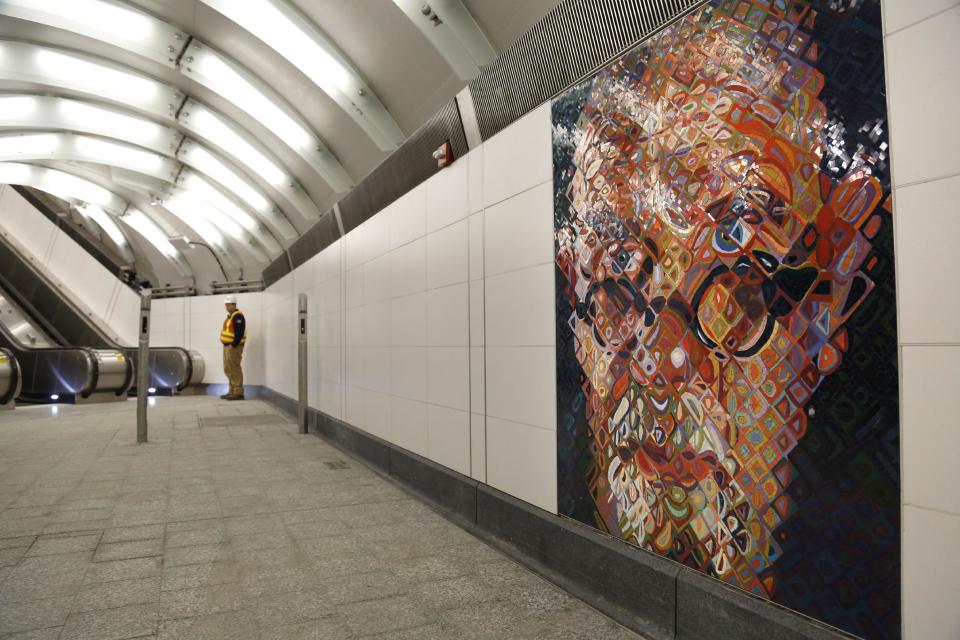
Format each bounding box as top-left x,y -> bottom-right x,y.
224,295 -> 238,304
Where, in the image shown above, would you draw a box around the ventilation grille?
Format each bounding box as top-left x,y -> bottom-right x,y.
337,99 -> 469,235
287,212 -> 340,272
469,0 -> 705,140
261,251 -> 292,289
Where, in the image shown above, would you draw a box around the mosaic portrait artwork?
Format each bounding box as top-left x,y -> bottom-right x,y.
553,1 -> 898,638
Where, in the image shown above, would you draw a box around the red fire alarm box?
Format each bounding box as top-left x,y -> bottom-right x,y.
432,140 -> 453,168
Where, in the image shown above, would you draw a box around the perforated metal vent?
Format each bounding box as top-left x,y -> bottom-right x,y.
469,0 -> 706,141
287,212 -> 339,272
261,251 -> 292,289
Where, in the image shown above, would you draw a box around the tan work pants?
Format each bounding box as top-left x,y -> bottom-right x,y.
223,343 -> 245,396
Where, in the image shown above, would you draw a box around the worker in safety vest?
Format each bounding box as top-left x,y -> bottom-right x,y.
220,295 -> 247,400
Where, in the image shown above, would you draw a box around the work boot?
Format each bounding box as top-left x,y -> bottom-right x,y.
226,394 -> 244,401
219,393 -> 230,399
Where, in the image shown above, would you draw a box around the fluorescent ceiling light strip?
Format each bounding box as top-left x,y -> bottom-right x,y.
76,203 -> 127,247
0,40 -> 182,120
0,132 -> 179,181
0,161 -> 124,212
121,209 -> 178,258
197,0 -> 404,151
178,100 -> 320,223
0,0 -> 187,66
181,41 -> 352,192
0,94 -> 180,155
179,143 -> 270,214
172,177 -> 277,259
178,142 -> 297,240
163,193 -> 225,247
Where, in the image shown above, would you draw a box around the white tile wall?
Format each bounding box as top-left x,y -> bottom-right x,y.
895,175 -> 960,343
428,404 -> 471,476
902,346 -> 960,515
486,417 -> 557,512
886,5 -> 960,186
883,0 -> 959,33
903,506 -> 960,639
486,346 -> 556,431
205,94 -> 562,517
482,103 -> 552,207
885,2 -> 960,637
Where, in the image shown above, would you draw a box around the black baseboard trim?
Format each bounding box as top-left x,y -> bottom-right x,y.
254,387 -> 859,640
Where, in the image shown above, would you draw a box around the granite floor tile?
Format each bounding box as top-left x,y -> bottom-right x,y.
73,576 -> 161,612
0,595 -> 74,634
0,397 -> 642,640
60,603 -> 158,640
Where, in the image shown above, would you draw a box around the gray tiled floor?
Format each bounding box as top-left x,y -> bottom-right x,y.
0,397 -> 643,640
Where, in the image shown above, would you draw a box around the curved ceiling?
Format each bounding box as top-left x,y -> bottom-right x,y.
0,0 -> 560,288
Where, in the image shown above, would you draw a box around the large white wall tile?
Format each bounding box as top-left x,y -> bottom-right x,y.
902,345 -> 960,515
345,307 -> 363,348
895,175 -> 960,343
428,405 -> 471,476
363,347 -> 391,394
426,219 -> 469,289
486,417 -> 557,513
484,181 -> 554,277
427,283 -> 469,347
390,184 -> 427,249
887,6 -> 960,186
364,254 -> 392,304
345,385 -> 365,429
363,209 -> 391,263
345,267 -> 364,309
903,506 -> 960,639
363,390 -> 392,440
485,264 -> 556,347
390,292 -> 428,347
389,238 -> 427,298
390,347 -> 427,401
486,346 -> 556,431
883,0 -> 960,33
362,300 -> 392,348
427,347 -> 469,411
482,103 -> 552,206
391,397 -> 428,456
426,157 -> 469,233
345,347 -> 363,388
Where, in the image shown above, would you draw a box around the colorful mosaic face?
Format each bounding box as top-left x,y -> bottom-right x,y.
554,1 -> 898,637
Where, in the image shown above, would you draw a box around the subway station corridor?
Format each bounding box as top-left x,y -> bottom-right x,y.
0,397 -> 641,640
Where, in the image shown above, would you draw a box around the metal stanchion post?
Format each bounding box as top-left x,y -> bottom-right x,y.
136,292 -> 150,443
297,293 -> 307,434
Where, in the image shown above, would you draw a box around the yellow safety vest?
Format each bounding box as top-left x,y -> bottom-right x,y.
220,310 -> 247,345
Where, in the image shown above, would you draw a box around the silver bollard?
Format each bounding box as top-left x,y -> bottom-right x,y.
136,292 -> 150,443
297,293 -> 307,434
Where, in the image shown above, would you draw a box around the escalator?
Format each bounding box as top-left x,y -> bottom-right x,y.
0,287 -> 132,403
0,347 -> 22,408
0,231 -> 204,397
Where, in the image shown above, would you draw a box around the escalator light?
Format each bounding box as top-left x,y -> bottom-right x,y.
148,387 -> 156,394
49,394 -> 59,400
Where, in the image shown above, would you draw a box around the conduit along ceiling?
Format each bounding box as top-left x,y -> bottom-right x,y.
0,0 -> 560,290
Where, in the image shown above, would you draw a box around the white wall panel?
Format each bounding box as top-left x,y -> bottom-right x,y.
486,417 -> 557,513
482,103 -> 552,207
483,181 -> 554,277
426,157 -> 469,234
